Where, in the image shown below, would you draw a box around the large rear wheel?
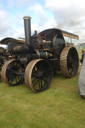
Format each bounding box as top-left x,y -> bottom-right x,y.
60,46 -> 79,77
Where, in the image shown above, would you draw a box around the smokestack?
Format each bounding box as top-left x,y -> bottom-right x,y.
23,16 -> 31,45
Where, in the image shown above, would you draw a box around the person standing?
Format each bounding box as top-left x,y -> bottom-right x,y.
80,50 -> 85,64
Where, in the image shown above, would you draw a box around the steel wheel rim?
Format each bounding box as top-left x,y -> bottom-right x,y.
25,59 -> 52,92
1,59 -> 24,86
60,46 -> 79,77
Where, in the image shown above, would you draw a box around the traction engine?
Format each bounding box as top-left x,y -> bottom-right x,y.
1,16 -> 79,92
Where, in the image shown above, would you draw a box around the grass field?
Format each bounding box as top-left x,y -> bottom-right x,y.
0,49 -> 85,128
0,70 -> 85,128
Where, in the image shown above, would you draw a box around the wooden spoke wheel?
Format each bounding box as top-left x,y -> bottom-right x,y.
1,59 -> 24,86
60,46 -> 79,77
25,59 -> 52,92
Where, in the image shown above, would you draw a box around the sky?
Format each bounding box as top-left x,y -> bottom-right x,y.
0,0 -> 85,44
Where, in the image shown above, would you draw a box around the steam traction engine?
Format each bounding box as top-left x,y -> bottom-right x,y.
0,37 -> 25,80
1,16 -> 79,92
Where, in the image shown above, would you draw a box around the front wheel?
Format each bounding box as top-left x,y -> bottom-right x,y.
25,59 -> 53,92
1,59 -> 24,86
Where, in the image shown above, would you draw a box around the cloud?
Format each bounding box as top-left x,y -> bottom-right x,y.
29,4 -> 49,25
44,0 -> 85,42
25,3 -> 56,33
0,0 -> 85,43
0,10 -> 10,36
0,9 -> 24,40
7,0 -> 38,7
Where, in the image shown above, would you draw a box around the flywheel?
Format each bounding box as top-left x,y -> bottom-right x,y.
25,59 -> 53,92
60,46 -> 79,77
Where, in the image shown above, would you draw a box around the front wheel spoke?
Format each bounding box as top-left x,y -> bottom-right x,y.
14,75 -> 18,83
18,77 -> 22,82
33,79 -> 39,87
9,75 -> 14,83
32,78 -> 37,83
9,79 -> 13,84
38,80 -> 41,90
7,74 -> 12,81
10,76 -> 15,84
8,73 -> 14,81
42,77 -> 47,83
40,79 -> 43,88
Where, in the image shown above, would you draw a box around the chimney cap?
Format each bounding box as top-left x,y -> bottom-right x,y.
23,16 -> 31,19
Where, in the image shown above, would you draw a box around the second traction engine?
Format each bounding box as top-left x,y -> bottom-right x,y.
1,16 -> 79,92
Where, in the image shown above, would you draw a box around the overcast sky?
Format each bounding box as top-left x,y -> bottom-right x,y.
0,0 -> 85,43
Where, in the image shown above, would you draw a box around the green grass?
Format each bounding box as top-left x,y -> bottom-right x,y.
0,49 -> 85,128
0,70 -> 85,128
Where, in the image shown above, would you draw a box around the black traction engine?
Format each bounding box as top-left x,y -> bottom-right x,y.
1,16 -> 79,92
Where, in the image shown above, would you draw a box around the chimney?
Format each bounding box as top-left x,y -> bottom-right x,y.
23,16 -> 31,45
